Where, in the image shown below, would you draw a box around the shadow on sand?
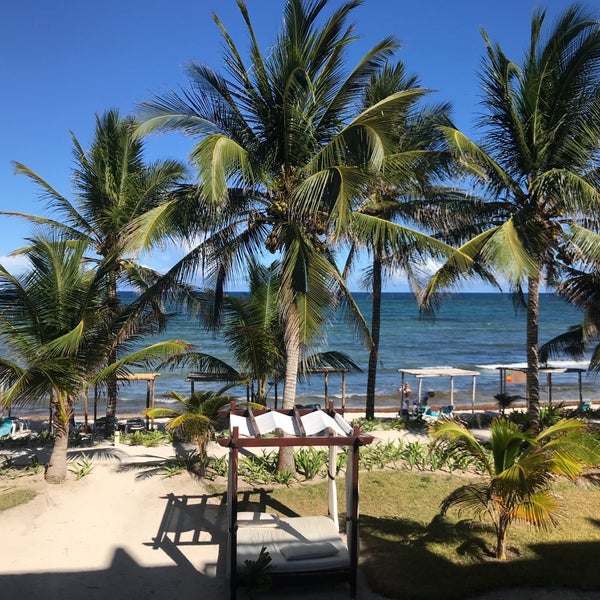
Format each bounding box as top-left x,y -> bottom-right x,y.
0,492 -> 230,600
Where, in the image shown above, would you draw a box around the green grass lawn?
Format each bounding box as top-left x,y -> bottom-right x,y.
0,487 -> 36,512
240,470 -> 600,599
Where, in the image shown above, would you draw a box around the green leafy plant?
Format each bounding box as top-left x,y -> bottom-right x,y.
242,546 -> 272,599
540,402 -> 567,428
294,447 -> 327,480
401,441 -> 427,470
121,430 -> 172,447
207,455 -> 228,480
69,453 -> 94,480
430,417 -> 600,559
26,456 -> 43,474
161,464 -> 184,478
272,469 -> 296,486
240,453 -> 277,486
360,441 -> 405,471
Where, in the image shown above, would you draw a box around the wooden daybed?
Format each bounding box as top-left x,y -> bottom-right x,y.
217,405 -> 373,599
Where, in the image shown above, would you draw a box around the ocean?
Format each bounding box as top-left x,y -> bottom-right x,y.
106,292 -> 596,417
10,292 -> 596,419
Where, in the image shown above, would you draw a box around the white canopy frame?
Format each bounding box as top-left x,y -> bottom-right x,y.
496,365 -> 586,409
398,367 -> 480,413
218,404 -> 373,599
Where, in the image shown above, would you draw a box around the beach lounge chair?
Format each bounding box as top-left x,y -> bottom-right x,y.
0,417 -> 32,440
0,418 -> 13,438
413,405 -> 454,424
440,405 -> 454,417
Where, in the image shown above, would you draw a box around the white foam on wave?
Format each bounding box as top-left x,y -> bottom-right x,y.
477,359 -> 590,371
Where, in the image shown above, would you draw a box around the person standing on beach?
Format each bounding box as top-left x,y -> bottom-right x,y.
399,382 -> 412,415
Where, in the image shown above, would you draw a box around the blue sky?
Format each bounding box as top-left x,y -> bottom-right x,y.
1,0 -> 571,290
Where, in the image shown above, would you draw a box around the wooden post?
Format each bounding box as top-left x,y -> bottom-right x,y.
84,390 -> 89,431
400,372 -> 405,413
145,379 -> 151,430
229,428 -> 239,600
150,377 -> 156,430
349,429 -> 361,599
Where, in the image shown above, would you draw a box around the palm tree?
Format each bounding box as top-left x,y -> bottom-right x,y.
198,259 -> 285,404
9,109 -> 188,436
430,417 -> 599,559
145,385 -> 238,475
420,5 -> 600,432
0,236 -> 190,482
345,61 -> 472,419
136,0 -> 423,467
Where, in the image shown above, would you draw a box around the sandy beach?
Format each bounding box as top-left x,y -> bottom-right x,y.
2,425 -> 599,600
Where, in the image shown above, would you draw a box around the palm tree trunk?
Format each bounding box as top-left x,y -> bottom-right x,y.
366,255 -> 382,420
45,400 -> 73,483
104,271 -> 119,438
281,302 -> 301,411
495,523 -> 508,560
277,301 -> 300,473
526,273 -> 541,433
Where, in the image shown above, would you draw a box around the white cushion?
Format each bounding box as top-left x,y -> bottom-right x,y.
280,542 -> 339,560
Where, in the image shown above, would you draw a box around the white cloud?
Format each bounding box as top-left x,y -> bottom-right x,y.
0,253 -> 30,275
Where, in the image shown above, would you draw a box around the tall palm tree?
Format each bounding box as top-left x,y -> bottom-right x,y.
0,236 -> 190,482
136,0 -> 424,467
420,5 -> 600,431
197,259 -> 285,404
8,109 -> 188,435
344,61 -> 473,419
430,417 -> 599,559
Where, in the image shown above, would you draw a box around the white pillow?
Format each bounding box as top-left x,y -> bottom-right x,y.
237,512 -> 280,527
280,542 -> 339,560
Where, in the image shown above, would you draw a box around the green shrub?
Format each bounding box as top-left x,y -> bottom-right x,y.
401,440 -> 427,470
69,453 -> 94,480
294,447 -> 327,480
207,455 -> 228,479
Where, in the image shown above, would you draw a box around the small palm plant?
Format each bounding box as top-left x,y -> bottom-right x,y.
430,417 -> 599,559
145,385 -> 238,475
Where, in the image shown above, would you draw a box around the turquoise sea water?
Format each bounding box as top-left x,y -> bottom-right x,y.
108,292 -> 596,416
13,292 -> 597,418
